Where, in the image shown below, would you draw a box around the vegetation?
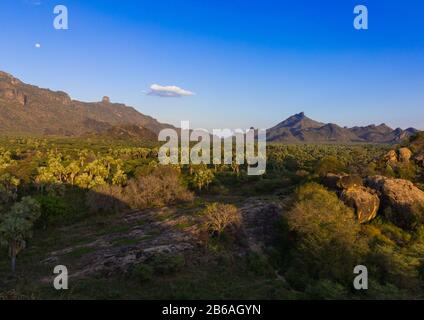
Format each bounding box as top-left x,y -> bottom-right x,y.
0,135 -> 423,300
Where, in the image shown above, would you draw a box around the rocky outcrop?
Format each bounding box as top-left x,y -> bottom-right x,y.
414,151 -> 424,166
41,208 -> 200,279
323,173 -> 379,223
383,147 -> 413,165
399,147 -> 413,163
322,173 -> 363,190
384,150 -> 398,164
341,187 -> 380,224
0,70 -> 175,136
0,83 -> 28,106
238,200 -> 282,252
366,175 -> 424,229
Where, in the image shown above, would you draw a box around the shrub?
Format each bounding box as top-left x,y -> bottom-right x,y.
0,197 -> 41,272
304,279 -> 348,300
86,184 -> 127,215
132,264 -> 154,283
315,156 -> 346,177
203,203 -> 241,237
286,183 -> 369,283
86,166 -> 193,214
35,195 -> 69,229
149,254 -> 185,275
124,166 -> 193,209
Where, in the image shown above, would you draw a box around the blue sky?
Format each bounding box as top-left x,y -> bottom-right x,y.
1,0 -> 424,130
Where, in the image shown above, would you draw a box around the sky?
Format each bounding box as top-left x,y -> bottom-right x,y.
1,0 -> 424,130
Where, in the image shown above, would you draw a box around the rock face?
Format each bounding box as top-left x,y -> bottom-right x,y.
238,200 -> 282,252
415,151 -> 424,166
0,70 -> 174,137
323,173 -> 379,223
366,175 -> 424,228
384,150 -> 398,164
341,187 -> 380,224
383,147 -> 413,165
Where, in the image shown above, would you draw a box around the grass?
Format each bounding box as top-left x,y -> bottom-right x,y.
65,247 -> 96,258
111,238 -> 139,246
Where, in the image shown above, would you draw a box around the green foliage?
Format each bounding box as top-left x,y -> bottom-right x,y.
0,173 -> 20,206
132,264 -> 154,283
34,195 -> 69,229
192,165 -> 215,191
304,279 -> 348,300
0,136 -> 423,299
315,156 -> 346,176
286,183 -> 369,285
0,197 -> 41,272
149,254 -> 185,276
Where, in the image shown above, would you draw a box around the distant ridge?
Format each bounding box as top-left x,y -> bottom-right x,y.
0,71 -> 174,139
0,71 -> 418,143
267,112 -> 418,143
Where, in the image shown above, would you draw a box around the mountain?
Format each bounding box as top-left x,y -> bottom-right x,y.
0,71 -> 173,139
0,71 -> 418,144
267,112 -> 418,143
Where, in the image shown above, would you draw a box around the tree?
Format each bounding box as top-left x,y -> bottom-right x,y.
203,203 -> 241,237
0,197 -> 41,273
0,173 -> 20,205
192,165 -> 215,191
287,183 -> 368,283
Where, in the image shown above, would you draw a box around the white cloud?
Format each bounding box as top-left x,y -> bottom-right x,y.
35,43 -> 41,48
147,84 -> 195,98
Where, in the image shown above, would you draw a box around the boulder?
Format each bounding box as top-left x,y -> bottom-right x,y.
322,173 -> 363,190
322,173 -> 343,190
366,175 -> 424,229
341,187 -> 380,224
398,147 -> 413,163
339,175 -> 363,189
414,151 -> 424,166
384,150 -> 398,164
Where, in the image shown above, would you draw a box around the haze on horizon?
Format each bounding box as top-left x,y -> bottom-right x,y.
1,0 -> 423,131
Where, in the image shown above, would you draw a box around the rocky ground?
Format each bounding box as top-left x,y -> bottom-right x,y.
38,198 -> 283,282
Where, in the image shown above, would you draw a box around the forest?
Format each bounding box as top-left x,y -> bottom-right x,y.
0,133 -> 424,299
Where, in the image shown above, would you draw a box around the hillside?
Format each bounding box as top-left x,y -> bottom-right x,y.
267,112 -> 418,143
0,71 -> 172,139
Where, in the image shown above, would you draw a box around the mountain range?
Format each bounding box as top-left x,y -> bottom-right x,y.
0,71 -> 418,143
266,112 -> 418,143
0,71 -> 171,139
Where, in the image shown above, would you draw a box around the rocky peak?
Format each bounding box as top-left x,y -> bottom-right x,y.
102,96 -> 111,104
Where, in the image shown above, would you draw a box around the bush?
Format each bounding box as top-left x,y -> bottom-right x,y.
35,195 -> 69,228
315,156 -> 346,177
132,264 -> 154,283
86,166 -> 193,214
304,279 -> 348,300
286,183 -> 369,283
149,254 -> 185,276
86,184 -> 127,215
203,203 -> 241,237
124,166 -> 193,209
